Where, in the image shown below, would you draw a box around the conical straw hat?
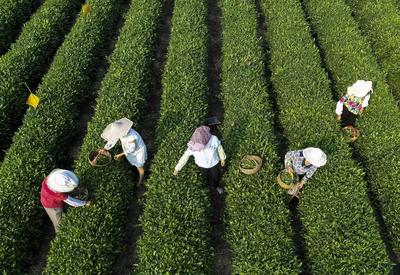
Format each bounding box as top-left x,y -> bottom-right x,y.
101,118 -> 133,142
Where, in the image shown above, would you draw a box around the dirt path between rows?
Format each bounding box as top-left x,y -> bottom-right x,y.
206,0 -> 232,274
26,0 -> 131,273
111,0 -> 175,273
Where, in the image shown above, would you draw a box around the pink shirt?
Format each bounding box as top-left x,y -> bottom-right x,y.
40,178 -> 67,208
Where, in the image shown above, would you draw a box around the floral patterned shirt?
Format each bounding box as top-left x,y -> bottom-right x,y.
284,150 -> 317,184
335,94 -> 370,115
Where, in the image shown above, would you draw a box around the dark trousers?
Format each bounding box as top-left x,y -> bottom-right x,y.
341,106 -> 358,128
200,163 -> 220,188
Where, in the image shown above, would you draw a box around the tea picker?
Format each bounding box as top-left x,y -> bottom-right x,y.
40,169 -> 90,232
173,126 -> 226,194
278,147 -> 327,198
100,117 -> 147,186
336,80 -> 373,142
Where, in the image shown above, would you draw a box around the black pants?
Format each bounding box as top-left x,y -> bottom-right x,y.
200,163 -> 220,188
341,106 -> 358,128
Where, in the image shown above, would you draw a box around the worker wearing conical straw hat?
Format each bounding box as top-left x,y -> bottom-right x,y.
336,80 -> 373,127
40,169 -> 90,232
284,147 -> 327,195
101,118 -> 147,185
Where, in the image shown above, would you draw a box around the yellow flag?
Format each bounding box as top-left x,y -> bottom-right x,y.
82,3 -> 90,15
26,93 -> 40,109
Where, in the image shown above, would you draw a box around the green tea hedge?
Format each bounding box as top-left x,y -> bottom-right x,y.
303,0 -> 400,255
0,0 -> 123,272
345,0 -> 400,101
44,0 -> 165,272
261,0 -> 392,272
0,0 -> 37,54
219,0 -> 299,273
136,0 -> 212,272
0,0 -> 81,155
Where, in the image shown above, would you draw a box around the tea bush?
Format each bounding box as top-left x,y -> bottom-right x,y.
219,0 -> 299,273
261,0 -> 392,272
44,0 -> 165,272
303,0 -> 400,255
136,0 -> 213,272
0,0 -> 81,155
0,0 -> 37,54
0,0 -> 123,272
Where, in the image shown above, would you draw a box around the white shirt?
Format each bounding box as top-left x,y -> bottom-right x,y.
175,135 -> 226,170
104,129 -> 145,155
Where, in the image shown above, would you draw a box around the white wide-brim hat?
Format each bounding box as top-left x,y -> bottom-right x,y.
101,117 -> 133,142
303,147 -> 327,168
47,169 -> 79,193
347,80 -> 373,98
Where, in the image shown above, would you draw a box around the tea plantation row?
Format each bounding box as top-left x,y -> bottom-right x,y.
0,0 -> 81,155
219,0 -> 299,273
136,0 -> 212,272
303,0 -> 400,255
261,0 -> 392,272
0,0 -> 37,54
44,0 -> 165,272
0,0 -> 124,272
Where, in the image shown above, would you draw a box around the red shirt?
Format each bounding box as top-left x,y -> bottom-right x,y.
40,178 -> 67,208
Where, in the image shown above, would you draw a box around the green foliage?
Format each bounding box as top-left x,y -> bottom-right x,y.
0,0 -> 123,272
0,0 -> 81,155
345,0 -> 400,101
0,0 -> 37,54
303,0 -> 400,255
136,0 -> 212,272
44,0 -> 165,272
261,0 -> 392,272
219,0 -> 299,273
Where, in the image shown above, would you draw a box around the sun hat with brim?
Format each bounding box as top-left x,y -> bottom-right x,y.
347,80 -> 373,98
101,117 -> 133,142
303,147 -> 327,168
47,169 -> 79,193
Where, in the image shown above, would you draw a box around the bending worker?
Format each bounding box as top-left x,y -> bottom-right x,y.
40,169 -> 90,232
284,147 -> 327,194
173,126 -> 226,194
101,117 -> 147,185
336,80 -> 373,127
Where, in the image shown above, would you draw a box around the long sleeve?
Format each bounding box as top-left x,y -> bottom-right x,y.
217,144 -> 226,161
361,94 -> 370,108
284,151 -> 295,168
104,140 -> 118,150
64,196 -> 87,207
335,97 -> 345,115
301,166 -> 317,184
174,150 -> 192,171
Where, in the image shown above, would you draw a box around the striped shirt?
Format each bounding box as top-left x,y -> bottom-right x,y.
284,150 -> 318,184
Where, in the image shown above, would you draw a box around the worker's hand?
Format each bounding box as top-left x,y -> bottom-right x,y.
298,182 -> 304,189
173,169 -> 179,176
359,108 -> 364,115
220,159 -> 225,167
98,148 -> 108,154
336,115 -> 341,121
114,153 -> 124,161
85,201 -> 91,207
286,166 -> 294,174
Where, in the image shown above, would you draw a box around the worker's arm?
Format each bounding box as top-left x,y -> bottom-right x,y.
335,96 -> 346,116
284,151 -> 295,169
104,140 -> 118,150
217,144 -> 226,166
64,196 -> 88,207
173,150 -> 192,175
361,94 -> 371,109
300,166 -> 317,185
